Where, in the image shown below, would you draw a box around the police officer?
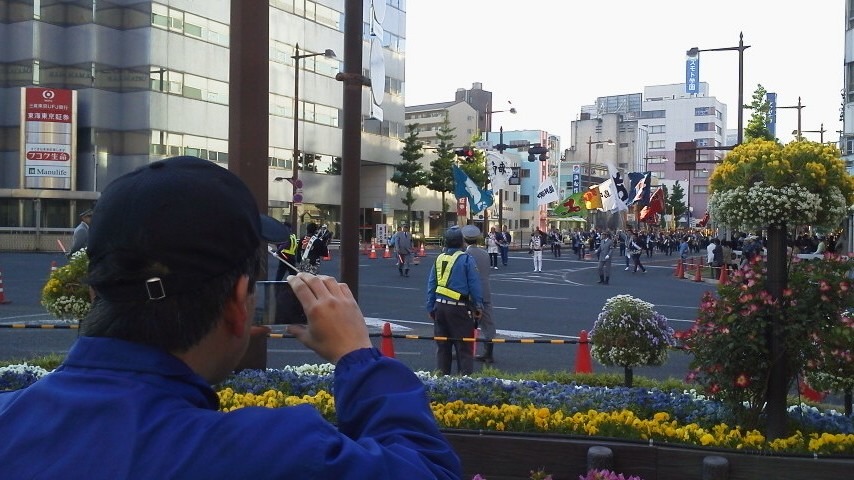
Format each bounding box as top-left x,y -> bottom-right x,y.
461,225 -> 497,364
426,226 -> 484,375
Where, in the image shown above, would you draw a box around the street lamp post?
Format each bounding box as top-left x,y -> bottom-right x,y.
777,96 -> 806,140
798,123 -> 826,143
485,103 -> 516,231
291,43 -> 336,235
687,32 -> 750,145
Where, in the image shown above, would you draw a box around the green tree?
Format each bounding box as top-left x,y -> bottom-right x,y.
666,181 -> 687,222
743,84 -> 775,142
391,124 -> 429,225
427,114 -> 457,227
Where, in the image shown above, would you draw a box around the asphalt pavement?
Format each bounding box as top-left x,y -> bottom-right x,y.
0,248 -> 717,380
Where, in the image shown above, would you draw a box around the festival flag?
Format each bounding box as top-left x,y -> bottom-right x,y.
453,164 -> 493,215
598,178 -> 628,213
582,186 -> 603,210
486,151 -> 513,192
639,186 -> 665,222
535,178 -> 560,206
612,171 -> 630,204
697,211 -> 710,227
627,171 -> 651,206
553,191 -> 588,218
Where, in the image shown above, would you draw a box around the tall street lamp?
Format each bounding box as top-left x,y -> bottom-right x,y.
798,123 -> 825,143
291,43 -> 336,234
777,96 -> 806,140
687,32 -> 750,145
586,137 -> 614,187
486,103 -> 517,231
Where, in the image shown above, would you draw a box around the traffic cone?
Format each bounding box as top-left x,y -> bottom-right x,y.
50,261 -> 57,274
693,258 -> 703,282
575,330 -> 593,373
368,242 -> 377,259
673,258 -> 682,277
418,243 -> 426,257
718,265 -> 729,284
379,322 -> 395,358
0,268 -> 11,304
383,244 -> 391,258
323,250 -> 331,261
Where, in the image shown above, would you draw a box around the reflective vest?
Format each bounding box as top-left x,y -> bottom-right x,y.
435,250 -> 465,300
280,234 -> 298,256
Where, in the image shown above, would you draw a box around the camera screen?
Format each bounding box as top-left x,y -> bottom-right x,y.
257,281 -> 308,325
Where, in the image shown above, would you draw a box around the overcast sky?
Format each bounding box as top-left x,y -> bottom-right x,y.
405,0 -> 844,148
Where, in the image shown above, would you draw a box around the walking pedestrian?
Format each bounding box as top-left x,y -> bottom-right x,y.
594,231 -> 614,284
629,232 -> 647,273
498,225 -> 511,266
550,227 -> 562,258
395,224 -> 413,277
426,226 -> 483,376
462,225 -> 496,364
298,222 -> 331,275
67,208 -> 93,257
529,227 -> 548,272
486,226 -> 500,269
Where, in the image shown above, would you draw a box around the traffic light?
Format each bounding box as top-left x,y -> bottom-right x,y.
528,146 -> 548,162
453,146 -> 476,161
674,141 -> 697,171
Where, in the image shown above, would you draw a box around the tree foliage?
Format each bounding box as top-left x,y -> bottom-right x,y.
666,181 -> 687,220
743,84 -> 775,142
391,124 -> 429,223
427,114 -> 457,221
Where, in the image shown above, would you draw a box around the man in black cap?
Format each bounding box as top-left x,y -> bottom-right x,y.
0,156 -> 460,479
67,208 -> 92,257
426,225 -> 483,375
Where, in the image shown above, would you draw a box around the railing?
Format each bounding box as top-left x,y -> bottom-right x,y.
0,228 -> 73,252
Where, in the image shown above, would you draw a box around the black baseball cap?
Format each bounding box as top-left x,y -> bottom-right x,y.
87,156 -> 288,301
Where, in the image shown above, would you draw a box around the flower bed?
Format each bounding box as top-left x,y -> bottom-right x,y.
5,363 -> 854,478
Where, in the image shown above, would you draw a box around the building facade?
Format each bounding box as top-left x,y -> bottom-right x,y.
0,0 -> 414,248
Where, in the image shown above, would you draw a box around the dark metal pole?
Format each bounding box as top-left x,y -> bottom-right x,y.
291,44 -> 301,234
340,0 -> 363,298
765,223 -> 789,440
497,126 -> 504,231
737,32 -> 745,145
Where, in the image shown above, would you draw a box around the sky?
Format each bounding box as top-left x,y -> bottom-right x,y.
404,0 -> 845,148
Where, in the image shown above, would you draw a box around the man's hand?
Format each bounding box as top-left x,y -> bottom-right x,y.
285,273 -> 372,364
471,309 -> 483,320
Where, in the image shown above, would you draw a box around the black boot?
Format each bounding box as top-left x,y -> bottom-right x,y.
404,269 -> 409,277
398,267 -> 403,276
604,276 -> 609,284
476,343 -> 494,363
597,275 -> 604,284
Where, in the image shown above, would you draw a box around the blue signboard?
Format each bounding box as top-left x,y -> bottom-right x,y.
766,92 -> 777,138
685,55 -> 699,94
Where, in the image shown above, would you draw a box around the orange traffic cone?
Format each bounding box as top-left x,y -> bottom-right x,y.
368,243 -> 377,259
673,258 -> 682,277
693,258 -> 703,282
418,243 -> 426,257
718,265 -> 729,284
0,268 -> 11,304
383,244 -> 391,258
380,322 -> 395,358
575,330 -> 593,373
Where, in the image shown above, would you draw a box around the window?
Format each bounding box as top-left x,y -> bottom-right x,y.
694,123 -> 714,132
521,195 -> 530,205
694,107 -> 711,116
649,140 -> 665,149
648,125 -> 665,134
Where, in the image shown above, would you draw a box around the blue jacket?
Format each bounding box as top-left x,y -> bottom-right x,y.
425,247 -> 484,312
0,337 -> 461,479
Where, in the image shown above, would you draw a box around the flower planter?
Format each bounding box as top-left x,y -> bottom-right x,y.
445,431 -> 854,480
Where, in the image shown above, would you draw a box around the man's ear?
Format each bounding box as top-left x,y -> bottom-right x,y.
222,275 -> 252,337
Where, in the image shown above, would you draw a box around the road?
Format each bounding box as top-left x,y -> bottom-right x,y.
0,248 -> 716,380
